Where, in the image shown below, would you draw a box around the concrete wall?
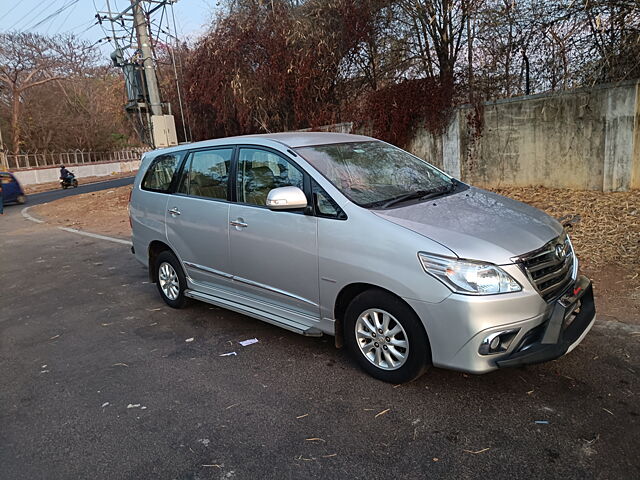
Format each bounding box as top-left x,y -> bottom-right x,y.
13,160 -> 141,186
405,80 -> 640,191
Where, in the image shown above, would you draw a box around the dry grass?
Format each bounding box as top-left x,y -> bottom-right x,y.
491,186 -> 640,274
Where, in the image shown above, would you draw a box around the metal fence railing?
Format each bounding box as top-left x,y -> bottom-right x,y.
5,148 -> 149,170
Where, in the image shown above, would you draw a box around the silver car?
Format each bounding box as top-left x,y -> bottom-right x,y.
129,132 -> 596,383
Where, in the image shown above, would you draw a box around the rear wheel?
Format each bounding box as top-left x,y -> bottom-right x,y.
344,289 -> 431,383
155,250 -> 189,308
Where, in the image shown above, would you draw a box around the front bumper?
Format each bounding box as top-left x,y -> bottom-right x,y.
404,273 -> 596,374
496,275 -> 595,368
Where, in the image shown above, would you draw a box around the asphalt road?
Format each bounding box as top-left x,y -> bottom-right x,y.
0,201 -> 639,479
24,176 -> 135,207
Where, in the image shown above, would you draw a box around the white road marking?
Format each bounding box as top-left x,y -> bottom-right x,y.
58,227 -> 132,246
21,206 -> 132,246
21,206 -> 45,223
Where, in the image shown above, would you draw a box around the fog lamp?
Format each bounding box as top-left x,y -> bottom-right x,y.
479,329 -> 520,355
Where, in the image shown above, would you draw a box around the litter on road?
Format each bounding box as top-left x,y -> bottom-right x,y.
219,352 -> 237,357
185,337 -> 194,343
101,402 -> 110,408
534,420 -> 550,424
127,403 -> 141,409
375,408 -> 390,418
239,338 -> 259,346
464,448 -> 490,454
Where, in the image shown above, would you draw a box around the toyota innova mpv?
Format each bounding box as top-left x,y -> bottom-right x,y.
129,132 -> 596,383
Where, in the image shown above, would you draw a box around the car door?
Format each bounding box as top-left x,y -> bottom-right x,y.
228,146 -> 319,319
1,173 -> 18,202
165,147 -> 234,289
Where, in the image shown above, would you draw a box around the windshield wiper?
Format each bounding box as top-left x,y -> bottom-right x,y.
378,183 -> 455,209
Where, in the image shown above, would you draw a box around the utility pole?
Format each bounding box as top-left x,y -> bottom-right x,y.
97,0 -> 178,148
131,0 -> 162,117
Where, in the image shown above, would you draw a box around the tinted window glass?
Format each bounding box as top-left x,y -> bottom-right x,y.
312,181 -> 344,219
237,148 -> 303,206
177,149 -> 232,200
142,154 -> 180,192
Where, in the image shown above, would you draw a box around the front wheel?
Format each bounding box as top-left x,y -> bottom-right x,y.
344,289 -> 431,383
72,180 -> 78,188
15,194 -> 26,204
155,250 -> 189,308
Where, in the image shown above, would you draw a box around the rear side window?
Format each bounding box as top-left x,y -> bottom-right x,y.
176,148 -> 233,200
142,154 -> 181,192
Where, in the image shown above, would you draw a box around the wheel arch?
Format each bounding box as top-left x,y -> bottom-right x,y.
148,240 -> 174,283
333,283 -> 425,349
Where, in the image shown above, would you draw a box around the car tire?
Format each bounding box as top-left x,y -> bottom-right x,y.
344,289 -> 431,383
16,195 -> 26,204
155,250 -> 189,309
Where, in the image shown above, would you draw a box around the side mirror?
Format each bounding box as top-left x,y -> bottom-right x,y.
266,186 -> 307,210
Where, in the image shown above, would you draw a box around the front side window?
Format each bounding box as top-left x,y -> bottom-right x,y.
177,148 -> 232,200
236,148 -> 304,206
141,154 -> 181,192
296,141 -> 453,208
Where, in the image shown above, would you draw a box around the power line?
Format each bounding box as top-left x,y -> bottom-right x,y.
25,0 -> 80,32
52,0 -> 81,35
7,1 -> 56,31
0,1 -> 23,23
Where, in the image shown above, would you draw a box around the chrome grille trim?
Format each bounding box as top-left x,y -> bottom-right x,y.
514,232 -> 577,302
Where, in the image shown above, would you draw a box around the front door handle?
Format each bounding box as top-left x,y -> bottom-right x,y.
230,219 -> 248,228
168,207 -> 181,216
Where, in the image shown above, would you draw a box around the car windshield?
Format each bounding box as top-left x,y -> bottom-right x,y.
296,141 -> 453,208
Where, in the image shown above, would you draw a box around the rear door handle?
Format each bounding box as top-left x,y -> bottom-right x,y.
230,219 -> 248,228
168,207 -> 181,216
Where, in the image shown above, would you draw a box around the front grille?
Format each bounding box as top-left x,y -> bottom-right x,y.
517,233 -> 576,302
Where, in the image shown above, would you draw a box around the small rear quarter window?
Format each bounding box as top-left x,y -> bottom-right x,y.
141,154 -> 181,192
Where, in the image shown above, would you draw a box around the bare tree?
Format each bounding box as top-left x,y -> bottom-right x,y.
0,33 -> 94,153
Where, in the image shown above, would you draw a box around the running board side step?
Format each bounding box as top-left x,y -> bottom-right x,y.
184,289 -> 323,337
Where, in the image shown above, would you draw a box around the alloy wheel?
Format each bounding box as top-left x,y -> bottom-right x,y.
158,262 -> 180,300
355,308 -> 409,371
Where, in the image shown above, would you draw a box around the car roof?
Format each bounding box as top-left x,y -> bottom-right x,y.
155,132 -> 376,156
232,132 -> 374,148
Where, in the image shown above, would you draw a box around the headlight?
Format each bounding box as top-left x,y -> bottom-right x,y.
418,253 -> 521,295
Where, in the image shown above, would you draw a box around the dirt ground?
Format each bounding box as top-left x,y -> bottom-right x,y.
33,184 -> 133,238
33,184 -> 640,324
22,171 -> 136,195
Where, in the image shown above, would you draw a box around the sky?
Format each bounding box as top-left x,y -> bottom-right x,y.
0,0 -> 219,58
